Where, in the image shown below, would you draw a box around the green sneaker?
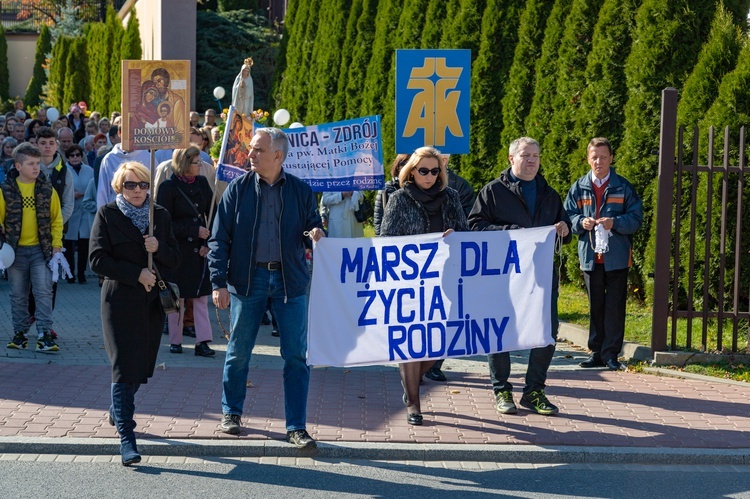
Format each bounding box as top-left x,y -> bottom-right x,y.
7,331 -> 28,349
494,390 -> 517,414
520,390 -> 559,415
36,330 -> 59,353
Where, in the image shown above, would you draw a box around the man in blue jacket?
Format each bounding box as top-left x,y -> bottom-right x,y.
565,137 -> 643,371
208,127 -> 324,448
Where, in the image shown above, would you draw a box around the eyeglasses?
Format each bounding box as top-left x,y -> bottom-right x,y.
123,181 -> 150,190
68,153 -> 82,157
417,167 -> 440,176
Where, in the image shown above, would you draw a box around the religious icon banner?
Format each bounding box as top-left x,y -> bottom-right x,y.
307,227 -> 556,367
216,105 -> 255,183
121,60 -> 191,151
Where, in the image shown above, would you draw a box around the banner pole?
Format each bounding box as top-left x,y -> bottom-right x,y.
148,148 -> 155,271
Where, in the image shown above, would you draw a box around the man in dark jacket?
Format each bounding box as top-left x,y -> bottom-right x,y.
209,127 -> 324,449
468,136 -> 571,416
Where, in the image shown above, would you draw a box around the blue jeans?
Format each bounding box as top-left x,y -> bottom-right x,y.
8,245 -> 53,332
221,267 -> 310,431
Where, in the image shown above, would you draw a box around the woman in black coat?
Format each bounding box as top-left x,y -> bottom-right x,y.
156,146 -> 215,357
380,146 -> 469,426
89,161 -> 180,466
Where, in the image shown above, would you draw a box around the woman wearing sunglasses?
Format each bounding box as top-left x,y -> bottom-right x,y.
89,162 -> 180,466
156,146 -> 216,357
379,146 -> 469,425
62,145 -> 94,284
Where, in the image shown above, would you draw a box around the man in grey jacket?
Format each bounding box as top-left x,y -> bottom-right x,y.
564,137 -> 643,371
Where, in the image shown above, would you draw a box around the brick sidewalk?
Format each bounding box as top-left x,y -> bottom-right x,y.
1,276 -> 750,449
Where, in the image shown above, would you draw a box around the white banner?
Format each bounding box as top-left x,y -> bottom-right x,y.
307,227 -> 557,367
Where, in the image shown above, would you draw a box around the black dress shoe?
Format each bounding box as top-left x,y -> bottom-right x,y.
66,277 -> 76,284
579,355 -> 605,368
78,276 -> 87,284
183,326 -> 196,338
195,341 -> 215,357
407,413 -> 423,425
271,328 -> 280,337
605,358 -> 623,371
424,366 -> 447,382
170,344 -> 182,354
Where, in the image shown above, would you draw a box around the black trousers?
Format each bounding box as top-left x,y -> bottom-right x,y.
583,264 -> 629,362
64,238 -> 89,279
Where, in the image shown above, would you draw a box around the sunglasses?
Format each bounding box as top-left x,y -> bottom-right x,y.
123,181 -> 150,190
68,153 -> 82,157
417,167 -> 440,176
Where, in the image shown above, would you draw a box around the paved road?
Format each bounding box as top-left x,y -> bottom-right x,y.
0,456 -> 749,498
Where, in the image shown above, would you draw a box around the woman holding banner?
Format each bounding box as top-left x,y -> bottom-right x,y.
380,146 -> 469,425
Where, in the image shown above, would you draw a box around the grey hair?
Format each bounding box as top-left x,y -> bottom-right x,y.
256,127 -> 289,161
508,137 -> 540,157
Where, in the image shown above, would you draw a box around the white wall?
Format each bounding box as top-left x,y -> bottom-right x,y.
129,0 -> 196,109
8,34 -> 37,99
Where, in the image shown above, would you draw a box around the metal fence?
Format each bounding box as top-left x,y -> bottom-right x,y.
0,1 -> 126,31
652,88 -> 750,353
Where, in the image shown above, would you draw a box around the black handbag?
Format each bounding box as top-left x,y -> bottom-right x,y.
154,264 -> 180,315
354,197 -> 373,223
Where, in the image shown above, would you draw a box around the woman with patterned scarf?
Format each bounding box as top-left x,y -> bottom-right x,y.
89,161 -> 180,466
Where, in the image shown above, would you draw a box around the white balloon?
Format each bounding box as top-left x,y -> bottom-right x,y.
213,86 -> 226,100
0,243 -> 14,269
46,107 -> 60,122
289,122 -> 304,128
273,109 -> 290,126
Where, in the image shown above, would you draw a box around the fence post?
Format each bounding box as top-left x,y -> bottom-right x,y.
651,88 -> 678,352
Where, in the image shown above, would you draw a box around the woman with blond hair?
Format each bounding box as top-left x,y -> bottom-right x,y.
380,146 -> 469,425
156,147 -> 215,357
89,161 -> 180,465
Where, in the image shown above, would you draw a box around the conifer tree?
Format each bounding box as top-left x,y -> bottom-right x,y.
47,36 -> 72,111
360,0 -> 403,120
270,0 -> 298,108
107,7 -> 125,115
569,0 -> 639,169
617,0 -> 723,292
287,0 -> 321,123
0,26 -> 9,102
344,0 -> 379,120
670,5 -> 744,305
63,37 -> 89,110
460,0 -> 525,189
121,10 -> 143,62
420,0 -> 451,48
692,40 -> 750,312
25,25 -> 52,108
380,0 -> 430,163
524,0 -> 574,145
306,0 -> 352,124
86,22 -> 108,114
541,0 -> 605,197
677,4 -> 742,128
332,0 -> 364,122
439,0 -> 485,53
499,0 -> 555,149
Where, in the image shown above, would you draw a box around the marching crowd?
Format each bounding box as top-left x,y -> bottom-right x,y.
0,103 -> 643,465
